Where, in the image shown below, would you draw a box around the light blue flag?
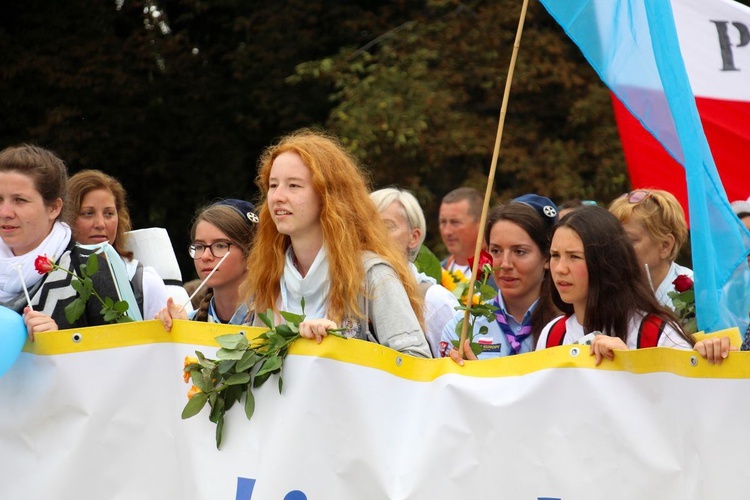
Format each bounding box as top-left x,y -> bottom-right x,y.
539,0 -> 750,334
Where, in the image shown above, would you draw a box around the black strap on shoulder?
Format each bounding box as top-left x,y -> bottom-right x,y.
130,262 -> 145,317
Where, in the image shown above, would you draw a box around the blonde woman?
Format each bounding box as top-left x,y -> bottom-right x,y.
609,189 -> 692,310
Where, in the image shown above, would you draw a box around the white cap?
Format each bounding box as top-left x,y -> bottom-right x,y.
123,227 -> 194,313
731,198 -> 750,217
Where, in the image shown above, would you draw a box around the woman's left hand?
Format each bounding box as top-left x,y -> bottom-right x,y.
694,336 -> 736,365
23,307 -> 59,342
590,335 -> 628,366
299,318 -> 338,344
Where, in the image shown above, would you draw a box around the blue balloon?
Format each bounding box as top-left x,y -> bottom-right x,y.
0,305 -> 27,377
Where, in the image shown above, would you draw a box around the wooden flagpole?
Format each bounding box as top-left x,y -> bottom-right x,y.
458,0 -> 532,358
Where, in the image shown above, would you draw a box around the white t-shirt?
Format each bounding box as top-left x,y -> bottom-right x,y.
536,312 -> 692,350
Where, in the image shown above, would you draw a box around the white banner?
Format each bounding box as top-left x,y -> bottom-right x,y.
0,321 -> 748,499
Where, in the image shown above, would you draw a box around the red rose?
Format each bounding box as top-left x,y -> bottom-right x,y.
34,255 -> 54,275
468,250 -> 494,281
672,274 -> 693,293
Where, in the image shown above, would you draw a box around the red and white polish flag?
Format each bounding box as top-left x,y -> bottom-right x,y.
613,0 -> 750,217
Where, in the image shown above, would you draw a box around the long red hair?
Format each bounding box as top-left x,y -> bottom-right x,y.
243,129 -> 422,324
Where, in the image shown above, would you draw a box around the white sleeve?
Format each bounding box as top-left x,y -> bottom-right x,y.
424,285 -> 460,358
141,265 -> 172,320
657,322 -> 693,350
535,315 -> 565,351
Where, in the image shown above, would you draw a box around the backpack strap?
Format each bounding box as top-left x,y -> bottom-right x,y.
636,314 -> 666,349
130,262 -> 145,318
546,315 -> 571,348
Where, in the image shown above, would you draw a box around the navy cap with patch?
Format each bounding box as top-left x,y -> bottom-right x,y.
213,198 -> 259,226
513,194 -> 559,226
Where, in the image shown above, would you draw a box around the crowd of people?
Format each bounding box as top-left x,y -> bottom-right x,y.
1,131 -> 748,366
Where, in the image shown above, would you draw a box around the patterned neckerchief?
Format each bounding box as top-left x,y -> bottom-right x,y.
493,296 -> 535,355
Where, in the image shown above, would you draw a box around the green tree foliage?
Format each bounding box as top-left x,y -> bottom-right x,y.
290,1 -> 630,250
1,0 -> 630,268
0,0 -> 424,276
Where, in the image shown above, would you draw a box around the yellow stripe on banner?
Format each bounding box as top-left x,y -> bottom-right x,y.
23,322 -> 749,380
24,320 -> 268,355
288,326 -> 749,381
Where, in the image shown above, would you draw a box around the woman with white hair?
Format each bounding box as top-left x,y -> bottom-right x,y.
370,187 -> 458,357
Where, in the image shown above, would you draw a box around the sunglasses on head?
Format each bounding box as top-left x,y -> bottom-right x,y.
621,189 -> 658,206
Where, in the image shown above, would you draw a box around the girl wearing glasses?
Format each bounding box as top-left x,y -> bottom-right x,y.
157,199 -> 256,328
537,205 -> 694,364
66,170 -> 170,321
242,129 -> 431,358
608,189 -> 692,311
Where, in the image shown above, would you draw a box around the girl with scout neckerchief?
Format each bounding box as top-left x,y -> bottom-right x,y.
446,194 -> 560,363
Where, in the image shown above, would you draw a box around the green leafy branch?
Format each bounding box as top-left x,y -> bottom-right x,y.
181,304 -> 311,449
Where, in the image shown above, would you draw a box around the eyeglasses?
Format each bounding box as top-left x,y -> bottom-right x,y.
188,241 -> 233,259
621,189 -> 659,206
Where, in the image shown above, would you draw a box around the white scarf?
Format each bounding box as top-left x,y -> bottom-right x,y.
280,246 -> 330,319
0,221 -> 72,304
